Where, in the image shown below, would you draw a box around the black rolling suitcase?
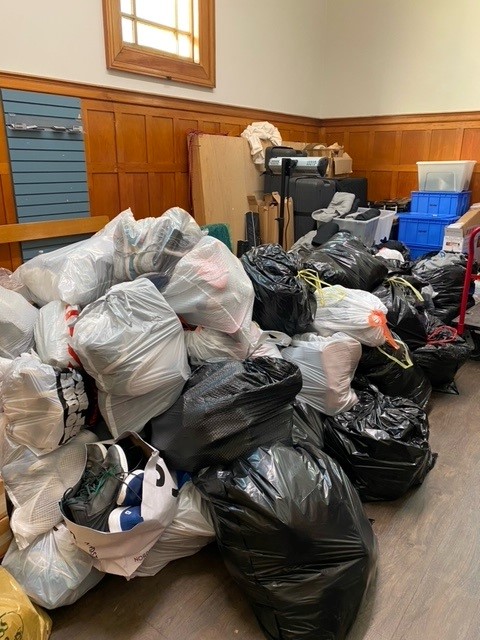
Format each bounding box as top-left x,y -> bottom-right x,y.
289,177 -> 336,241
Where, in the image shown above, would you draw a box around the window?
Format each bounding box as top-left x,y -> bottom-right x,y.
103,0 -> 215,87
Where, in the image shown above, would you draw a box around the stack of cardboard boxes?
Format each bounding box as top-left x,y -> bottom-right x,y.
442,204 -> 480,261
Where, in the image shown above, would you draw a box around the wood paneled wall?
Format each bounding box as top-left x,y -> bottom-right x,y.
321,112 -> 480,203
0,72 -> 321,270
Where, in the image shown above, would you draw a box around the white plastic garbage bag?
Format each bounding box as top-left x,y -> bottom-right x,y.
313,286 -> 396,348
34,301 -> 81,369
184,322 -> 286,364
283,332 -> 361,414
2,525 -> 104,609
113,207 -> 205,281
15,210 -> 130,307
3,352 -> 94,455
98,384 -> 192,438
163,235 -> 254,333
1,429 -> 97,549
73,278 -> 190,398
0,285 -> 38,358
133,482 -> 214,577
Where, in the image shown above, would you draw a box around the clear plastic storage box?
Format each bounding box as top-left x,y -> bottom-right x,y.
417,161 -> 476,192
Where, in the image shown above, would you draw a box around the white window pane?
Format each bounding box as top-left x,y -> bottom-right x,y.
193,41 -> 199,63
121,17 -> 135,43
137,22 -> 177,54
178,33 -> 192,59
177,0 -> 191,32
136,0 -> 176,28
120,0 -> 132,15
192,0 -> 199,37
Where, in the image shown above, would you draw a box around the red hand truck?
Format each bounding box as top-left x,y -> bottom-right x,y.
456,226 -> 480,336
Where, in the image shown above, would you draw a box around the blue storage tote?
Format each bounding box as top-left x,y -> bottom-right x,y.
398,212 -> 458,251
410,191 -> 471,217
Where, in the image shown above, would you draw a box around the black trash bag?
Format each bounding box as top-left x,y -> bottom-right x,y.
412,252 -> 472,324
318,232 -> 389,291
372,278 -> 429,349
241,244 -> 316,336
293,245 -> 354,289
292,400 -> 324,449
195,441 -> 377,640
323,383 -> 436,502
357,336 -> 432,409
412,319 -> 472,392
148,357 -> 302,472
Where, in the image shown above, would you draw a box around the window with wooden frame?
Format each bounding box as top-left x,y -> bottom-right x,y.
102,0 -> 215,88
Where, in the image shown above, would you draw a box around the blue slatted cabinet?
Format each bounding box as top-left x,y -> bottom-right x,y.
1,89 -> 90,260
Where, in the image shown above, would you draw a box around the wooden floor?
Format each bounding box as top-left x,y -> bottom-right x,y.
50,361 -> 480,640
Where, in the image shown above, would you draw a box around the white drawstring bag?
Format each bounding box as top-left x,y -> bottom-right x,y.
34,301 -> 81,369
313,285 -> 396,348
283,332 -> 361,415
1,429 -> 97,549
133,482 -> 214,578
0,285 -> 38,358
3,352 -> 93,455
113,207 -> 205,281
73,278 -> 190,398
163,235 -> 254,333
15,210 -> 130,307
184,321 -> 287,365
2,525 -> 104,609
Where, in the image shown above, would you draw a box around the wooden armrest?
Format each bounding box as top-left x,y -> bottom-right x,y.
0,216 -> 110,244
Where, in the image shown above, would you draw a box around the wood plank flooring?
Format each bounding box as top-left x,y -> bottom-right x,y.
50,361 -> 480,640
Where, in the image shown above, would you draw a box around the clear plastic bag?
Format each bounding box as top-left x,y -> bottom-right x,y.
15,210 -> 130,307
3,524 -> 104,609
0,285 -> 38,359
113,207 -> 205,281
3,352 -> 94,455
133,482 -> 214,578
283,332 -> 361,415
34,301 -> 81,369
1,429 -> 97,549
313,284 -> 395,347
0,567 -> 52,639
163,235 -> 255,333
73,278 -> 190,397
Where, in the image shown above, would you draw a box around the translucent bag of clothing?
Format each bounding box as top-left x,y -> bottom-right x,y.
133,482 -> 215,577
34,300 -> 81,369
0,567 -> 52,640
184,322 -> 286,365
3,525 -> 104,609
3,352 -> 94,455
162,235 -> 255,333
15,210 -> 130,307
0,285 -> 38,358
113,207 -> 205,281
283,332 -> 361,415
1,429 -> 97,549
313,284 -> 396,347
73,278 -> 190,397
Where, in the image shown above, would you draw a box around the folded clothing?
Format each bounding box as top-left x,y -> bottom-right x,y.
312,191 -> 356,223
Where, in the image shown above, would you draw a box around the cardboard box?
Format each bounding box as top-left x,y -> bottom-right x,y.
0,515 -> 12,559
283,141 -> 353,178
442,205 -> 480,260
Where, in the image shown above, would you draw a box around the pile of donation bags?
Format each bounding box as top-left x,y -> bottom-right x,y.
0,205 -> 470,640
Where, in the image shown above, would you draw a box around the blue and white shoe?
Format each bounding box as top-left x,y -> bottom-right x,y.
108,505 -> 144,532
116,469 -> 144,507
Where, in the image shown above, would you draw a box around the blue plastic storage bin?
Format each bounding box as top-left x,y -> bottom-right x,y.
398,212 -> 458,257
410,191 -> 471,217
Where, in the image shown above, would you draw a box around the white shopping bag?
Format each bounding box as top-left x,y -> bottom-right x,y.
61,433 -> 179,578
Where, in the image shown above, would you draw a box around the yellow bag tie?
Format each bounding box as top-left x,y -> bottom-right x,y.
386,276 -> 424,302
376,340 -> 413,369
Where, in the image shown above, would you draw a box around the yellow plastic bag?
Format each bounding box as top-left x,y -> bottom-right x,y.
0,567 -> 51,640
